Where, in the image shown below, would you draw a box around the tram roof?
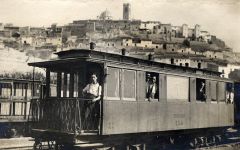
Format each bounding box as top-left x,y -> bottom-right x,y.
28,49 -> 222,76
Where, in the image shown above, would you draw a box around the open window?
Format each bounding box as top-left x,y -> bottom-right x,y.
196,78 -> 206,102
49,72 -> 57,97
226,82 -> 234,104
145,72 -> 159,101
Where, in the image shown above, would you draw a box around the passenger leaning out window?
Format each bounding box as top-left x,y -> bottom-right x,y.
146,75 -> 158,101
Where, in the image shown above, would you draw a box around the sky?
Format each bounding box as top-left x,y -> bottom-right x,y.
0,0 -> 239,52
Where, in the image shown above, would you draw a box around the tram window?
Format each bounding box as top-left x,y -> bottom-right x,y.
66,74 -> 70,97
226,82 -> 234,103
74,74 -> 78,97
35,83 -> 41,97
50,72 -> 57,97
145,72 -> 159,101
210,81 -> 217,102
106,67 -> 120,100
0,83 -> 11,98
60,73 -> 71,98
122,69 -> 136,101
167,75 -> 189,102
218,82 -> 226,102
27,83 -> 32,97
14,83 -> 24,97
196,78 -> 206,101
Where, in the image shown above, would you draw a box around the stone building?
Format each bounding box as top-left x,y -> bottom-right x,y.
182,24 -> 188,38
123,3 -> 131,20
194,24 -> 201,39
0,23 -> 4,31
200,31 -> 211,42
4,25 -> 19,37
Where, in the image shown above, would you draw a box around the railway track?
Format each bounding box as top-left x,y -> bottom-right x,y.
1,134 -> 240,150
199,142 -> 240,150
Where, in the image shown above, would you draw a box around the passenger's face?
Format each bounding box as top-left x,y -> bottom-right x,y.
91,75 -> 97,83
153,77 -> 156,83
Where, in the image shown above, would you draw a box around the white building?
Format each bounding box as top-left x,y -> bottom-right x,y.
182,24 -> 188,38
21,36 -> 34,45
155,57 -> 207,69
200,31 -> 211,42
219,64 -> 240,78
203,51 -> 224,59
194,24 -> 201,38
139,21 -> 160,32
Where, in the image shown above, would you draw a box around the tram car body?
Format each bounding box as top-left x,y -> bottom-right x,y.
29,49 -> 234,147
0,78 -> 42,137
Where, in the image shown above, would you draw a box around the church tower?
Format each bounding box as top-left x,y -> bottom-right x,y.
123,3 -> 131,20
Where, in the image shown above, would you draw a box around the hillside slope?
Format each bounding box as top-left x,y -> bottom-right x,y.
0,48 -> 44,74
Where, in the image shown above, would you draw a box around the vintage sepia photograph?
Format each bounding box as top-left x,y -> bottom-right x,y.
0,0 -> 240,149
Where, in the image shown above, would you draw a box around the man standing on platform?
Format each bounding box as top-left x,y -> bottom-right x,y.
82,73 -> 102,130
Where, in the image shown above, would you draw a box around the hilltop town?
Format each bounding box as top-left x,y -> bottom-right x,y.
0,3 -> 240,79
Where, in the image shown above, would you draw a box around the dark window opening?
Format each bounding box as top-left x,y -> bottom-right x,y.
171,58 -> 174,64
164,27 -> 167,34
180,63 -> 182,66
196,78 -> 206,101
146,72 -> 159,101
163,43 -> 167,49
226,82 -> 234,103
172,49 -> 174,52
185,63 -> 189,67
198,63 -> 201,69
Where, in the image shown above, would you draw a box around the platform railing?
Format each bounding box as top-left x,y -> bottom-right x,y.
30,98 -> 99,134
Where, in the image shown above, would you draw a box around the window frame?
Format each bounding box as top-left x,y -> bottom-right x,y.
121,69 -> 137,101
166,74 -> 190,102
105,67 -> 121,100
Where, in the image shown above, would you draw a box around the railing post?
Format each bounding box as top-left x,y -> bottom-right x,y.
69,72 -> 74,98
63,73 -> 67,97
46,69 -> 50,98
57,72 -> 62,98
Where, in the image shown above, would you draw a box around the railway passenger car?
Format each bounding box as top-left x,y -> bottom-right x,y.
29,49 -> 234,149
0,78 -> 43,137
